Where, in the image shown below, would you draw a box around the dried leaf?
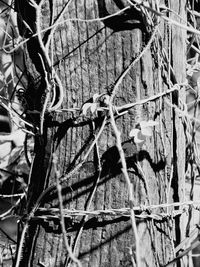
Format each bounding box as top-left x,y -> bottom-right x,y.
90,103 -> 98,114
93,93 -> 100,102
129,128 -> 145,143
140,120 -> 158,128
141,126 -> 153,137
82,103 -> 92,116
134,133 -> 146,144
140,120 -> 158,137
11,130 -> 25,147
102,95 -> 110,105
129,128 -> 140,137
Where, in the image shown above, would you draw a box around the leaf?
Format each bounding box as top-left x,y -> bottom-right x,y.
93,93 -> 100,102
0,215 -> 18,242
129,128 -> 145,143
129,128 -> 140,137
102,95 -> 110,105
11,130 -> 25,147
146,120 -> 159,127
141,126 -> 153,137
140,120 -> 158,128
140,120 -> 158,137
0,142 -> 12,158
134,131 -> 146,144
82,103 -> 92,116
90,103 -> 98,114
82,103 -> 98,115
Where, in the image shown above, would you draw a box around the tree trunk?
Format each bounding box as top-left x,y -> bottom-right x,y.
16,1 -> 188,266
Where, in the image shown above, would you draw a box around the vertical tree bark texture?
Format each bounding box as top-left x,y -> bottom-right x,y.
25,1 -> 186,266
169,0 -> 187,250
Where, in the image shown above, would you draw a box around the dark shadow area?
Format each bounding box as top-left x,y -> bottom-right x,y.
101,140 -> 166,176
53,118 -> 75,148
192,243 -> 200,267
55,27 -> 115,75
0,172 -> 28,195
78,224 -> 132,259
36,214 -> 130,235
97,0 -> 146,32
53,26 -> 107,67
0,106 -> 11,134
40,139 -> 166,211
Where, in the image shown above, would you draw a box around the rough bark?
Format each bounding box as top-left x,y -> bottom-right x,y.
19,1 -> 187,266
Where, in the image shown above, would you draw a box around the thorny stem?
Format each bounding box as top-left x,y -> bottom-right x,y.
109,103 -> 140,267
32,209 -> 184,221
37,199 -> 200,218
53,154 -> 82,267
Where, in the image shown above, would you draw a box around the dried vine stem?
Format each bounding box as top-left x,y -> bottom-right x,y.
116,84 -> 183,112
110,24 -> 159,101
3,2 -> 200,55
0,97 -> 35,130
30,0 -> 64,112
39,54 -> 50,135
130,0 -> 199,35
66,121 -> 103,266
53,154 -> 82,267
109,103 -> 140,267
45,0 -> 73,50
2,6 -> 130,53
61,117 -> 107,182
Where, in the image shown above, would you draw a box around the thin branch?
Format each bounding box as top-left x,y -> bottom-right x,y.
45,0 -> 73,50
2,6 -> 131,53
0,99 -> 35,131
110,24 -> 159,101
61,117 -> 107,182
109,103 -> 140,267
53,154 -> 82,267
29,0 -> 64,112
116,84 -> 183,112
66,121 -> 103,265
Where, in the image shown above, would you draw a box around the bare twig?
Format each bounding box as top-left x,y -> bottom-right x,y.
29,0 -> 64,112
53,154 -> 82,267
2,6 -> 131,53
109,103 -> 140,266
45,0 -> 73,50
66,121 -> 103,266
61,117 -> 107,182
110,24 -> 159,102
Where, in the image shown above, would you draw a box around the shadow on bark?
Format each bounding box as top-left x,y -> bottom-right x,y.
97,0 -> 146,32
